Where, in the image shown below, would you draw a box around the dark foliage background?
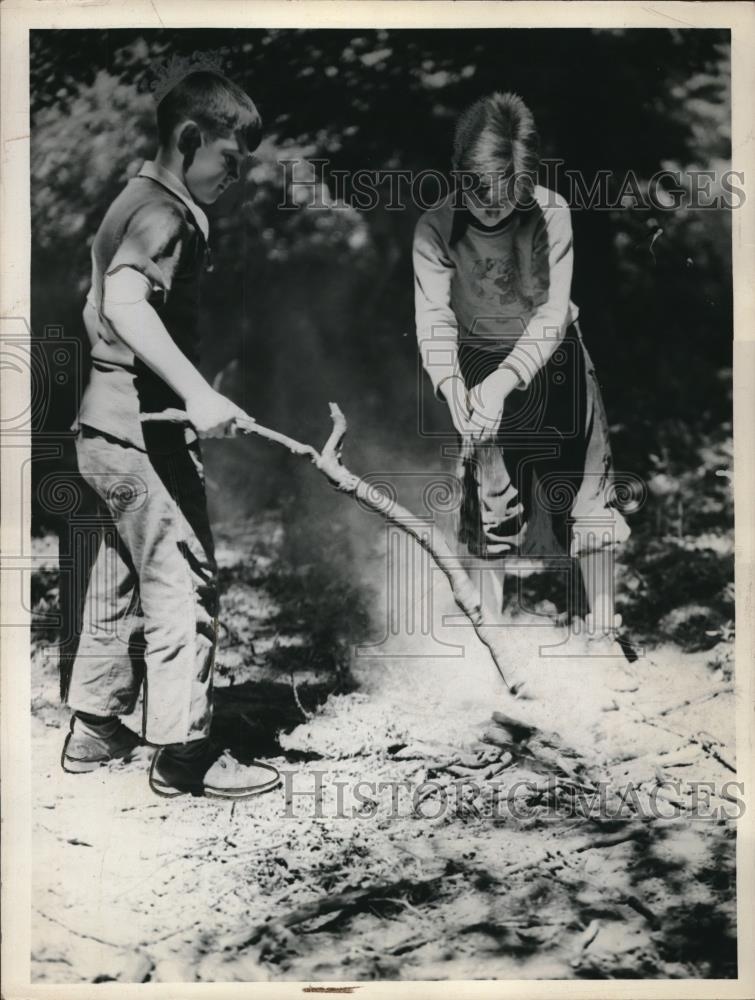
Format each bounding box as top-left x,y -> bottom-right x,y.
30,28 -> 734,650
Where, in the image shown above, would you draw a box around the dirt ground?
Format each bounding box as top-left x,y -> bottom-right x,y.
30,520 -> 738,983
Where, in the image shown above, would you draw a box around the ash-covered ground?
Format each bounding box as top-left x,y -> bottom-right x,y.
31,516 -> 738,983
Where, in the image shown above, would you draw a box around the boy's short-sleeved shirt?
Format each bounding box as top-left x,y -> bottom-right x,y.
74,161 -> 210,450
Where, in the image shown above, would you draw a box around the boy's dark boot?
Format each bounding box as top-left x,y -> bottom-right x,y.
149,739 -> 281,799
61,713 -> 142,773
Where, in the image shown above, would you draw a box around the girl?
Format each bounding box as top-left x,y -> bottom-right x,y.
413,91 -> 630,642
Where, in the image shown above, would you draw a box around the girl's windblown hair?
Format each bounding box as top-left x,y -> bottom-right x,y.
453,92 -> 539,205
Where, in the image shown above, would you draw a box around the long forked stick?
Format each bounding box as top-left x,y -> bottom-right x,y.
144,404 -> 514,689
316,405 -> 515,688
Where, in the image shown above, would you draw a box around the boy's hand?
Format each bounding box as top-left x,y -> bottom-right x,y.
439,375 -> 474,440
186,388 -> 254,439
467,367 -> 520,442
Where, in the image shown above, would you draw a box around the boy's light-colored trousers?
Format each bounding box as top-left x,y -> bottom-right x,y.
64,427 -> 218,745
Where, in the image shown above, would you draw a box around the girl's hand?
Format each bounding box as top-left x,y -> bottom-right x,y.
467,367 -> 520,442
439,375 -> 475,440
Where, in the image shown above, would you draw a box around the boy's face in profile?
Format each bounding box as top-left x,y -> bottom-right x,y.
185,131 -> 247,205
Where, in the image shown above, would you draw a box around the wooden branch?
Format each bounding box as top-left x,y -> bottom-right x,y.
145,404 -> 617,774
142,409 -> 319,461
145,404 -> 514,689
316,404 -> 514,688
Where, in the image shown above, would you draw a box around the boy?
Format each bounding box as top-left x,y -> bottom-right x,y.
61,70 -> 281,798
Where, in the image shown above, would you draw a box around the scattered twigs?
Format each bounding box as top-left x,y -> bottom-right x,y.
496,827 -> 643,879
629,707 -> 736,774
392,743 -> 514,780
244,827 -> 656,939
655,684 -> 734,719
575,918 -> 601,955
695,731 -> 736,773
226,869 -> 460,952
497,826 -> 658,926
609,742 -> 702,771
552,854 -> 659,929
372,895 -> 426,919
480,713 -> 598,784
651,745 -> 701,769
33,907 -> 124,950
213,826 -> 657,963
290,670 -> 313,721
385,934 -> 433,957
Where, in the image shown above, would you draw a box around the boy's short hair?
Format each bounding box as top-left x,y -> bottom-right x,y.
453,92 -> 539,205
157,70 -> 262,152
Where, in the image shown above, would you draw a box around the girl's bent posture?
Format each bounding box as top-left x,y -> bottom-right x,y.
413,92 -> 630,638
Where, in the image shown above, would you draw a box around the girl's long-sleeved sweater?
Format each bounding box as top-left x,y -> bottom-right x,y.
413,185 -> 579,395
